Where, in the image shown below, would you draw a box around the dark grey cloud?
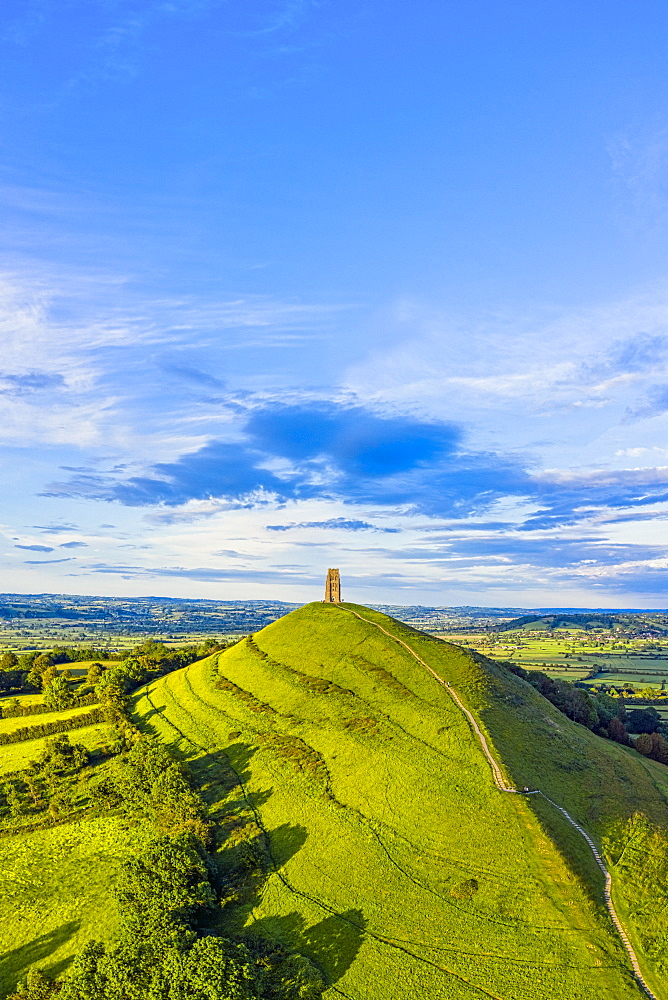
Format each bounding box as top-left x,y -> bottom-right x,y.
526,467 -> 668,529
266,518 -> 400,533
39,398 -> 668,536
80,561 -> 416,589
85,562 -> 317,584
160,362 -> 225,390
15,543 -> 54,552
244,403 -> 462,476
448,536 -> 666,569
419,521 -> 515,533
599,511 -> 668,525
212,549 -> 263,559
596,570 -> 668,594
45,401 -> 519,518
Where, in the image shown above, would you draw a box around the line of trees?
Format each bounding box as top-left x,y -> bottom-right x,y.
0,708 -> 104,746
503,662 -> 668,765
0,691 -> 98,720
0,638 -> 229,696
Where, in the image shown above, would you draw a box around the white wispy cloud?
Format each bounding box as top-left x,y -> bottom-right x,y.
343,287 -> 668,481
0,262 -> 348,449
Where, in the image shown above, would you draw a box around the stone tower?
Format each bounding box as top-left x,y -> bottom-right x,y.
324,568 -> 341,603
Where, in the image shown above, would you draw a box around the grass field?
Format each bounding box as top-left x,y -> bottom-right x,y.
0,703 -> 99,738
0,723 -> 108,777
0,693 -> 43,708
55,659 -> 117,678
133,603 -> 668,1000
0,814 -> 154,994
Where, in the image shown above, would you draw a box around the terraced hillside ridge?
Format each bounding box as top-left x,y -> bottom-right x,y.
134,602 -> 668,1000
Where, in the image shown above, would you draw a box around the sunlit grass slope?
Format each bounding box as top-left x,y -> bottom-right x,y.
0,815 -> 154,994
134,603 -> 668,1000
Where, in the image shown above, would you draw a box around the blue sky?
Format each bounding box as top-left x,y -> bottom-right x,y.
3,0 -> 668,606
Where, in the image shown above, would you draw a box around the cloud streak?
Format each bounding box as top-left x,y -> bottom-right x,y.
266,517 -> 401,533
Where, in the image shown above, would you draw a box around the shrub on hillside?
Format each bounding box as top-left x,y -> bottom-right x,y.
11,835 -> 325,1000
634,731 -> 668,765
6,968 -> 58,999
1,734 -> 90,823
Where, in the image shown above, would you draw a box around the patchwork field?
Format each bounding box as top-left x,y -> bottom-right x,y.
134,603 -> 668,1000
443,630 -> 668,695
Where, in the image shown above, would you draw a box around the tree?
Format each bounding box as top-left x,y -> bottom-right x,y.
5,780 -> 30,817
627,708 -> 661,734
634,733 -> 654,756
58,936 -> 263,1000
6,969 -> 59,999
44,676 -> 75,711
24,768 -> 47,811
608,717 -> 631,746
0,651 -> 18,671
86,662 -> 105,687
113,834 -> 216,938
41,665 -> 59,687
649,732 -> 668,765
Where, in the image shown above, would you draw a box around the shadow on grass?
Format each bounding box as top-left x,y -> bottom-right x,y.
188,743 -> 261,818
214,821 -> 308,936
0,921 -> 80,996
130,715 -> 262,818
251,908 -> 366,987
269,822 -> 309,867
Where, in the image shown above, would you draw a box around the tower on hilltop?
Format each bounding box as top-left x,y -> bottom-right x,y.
324,568 -> 341,603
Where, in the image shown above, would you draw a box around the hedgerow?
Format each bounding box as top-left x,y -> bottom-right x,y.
0,709 -> 104,745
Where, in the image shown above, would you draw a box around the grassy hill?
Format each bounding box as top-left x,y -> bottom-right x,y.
133,602 -> 668,1000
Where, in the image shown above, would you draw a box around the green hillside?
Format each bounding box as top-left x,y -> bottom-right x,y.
133,602 -> 668,1000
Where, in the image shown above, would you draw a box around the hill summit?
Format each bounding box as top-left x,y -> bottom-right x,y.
136,602 -> 668,1000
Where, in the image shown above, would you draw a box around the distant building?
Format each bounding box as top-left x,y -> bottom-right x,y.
324,568 -> 341,603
